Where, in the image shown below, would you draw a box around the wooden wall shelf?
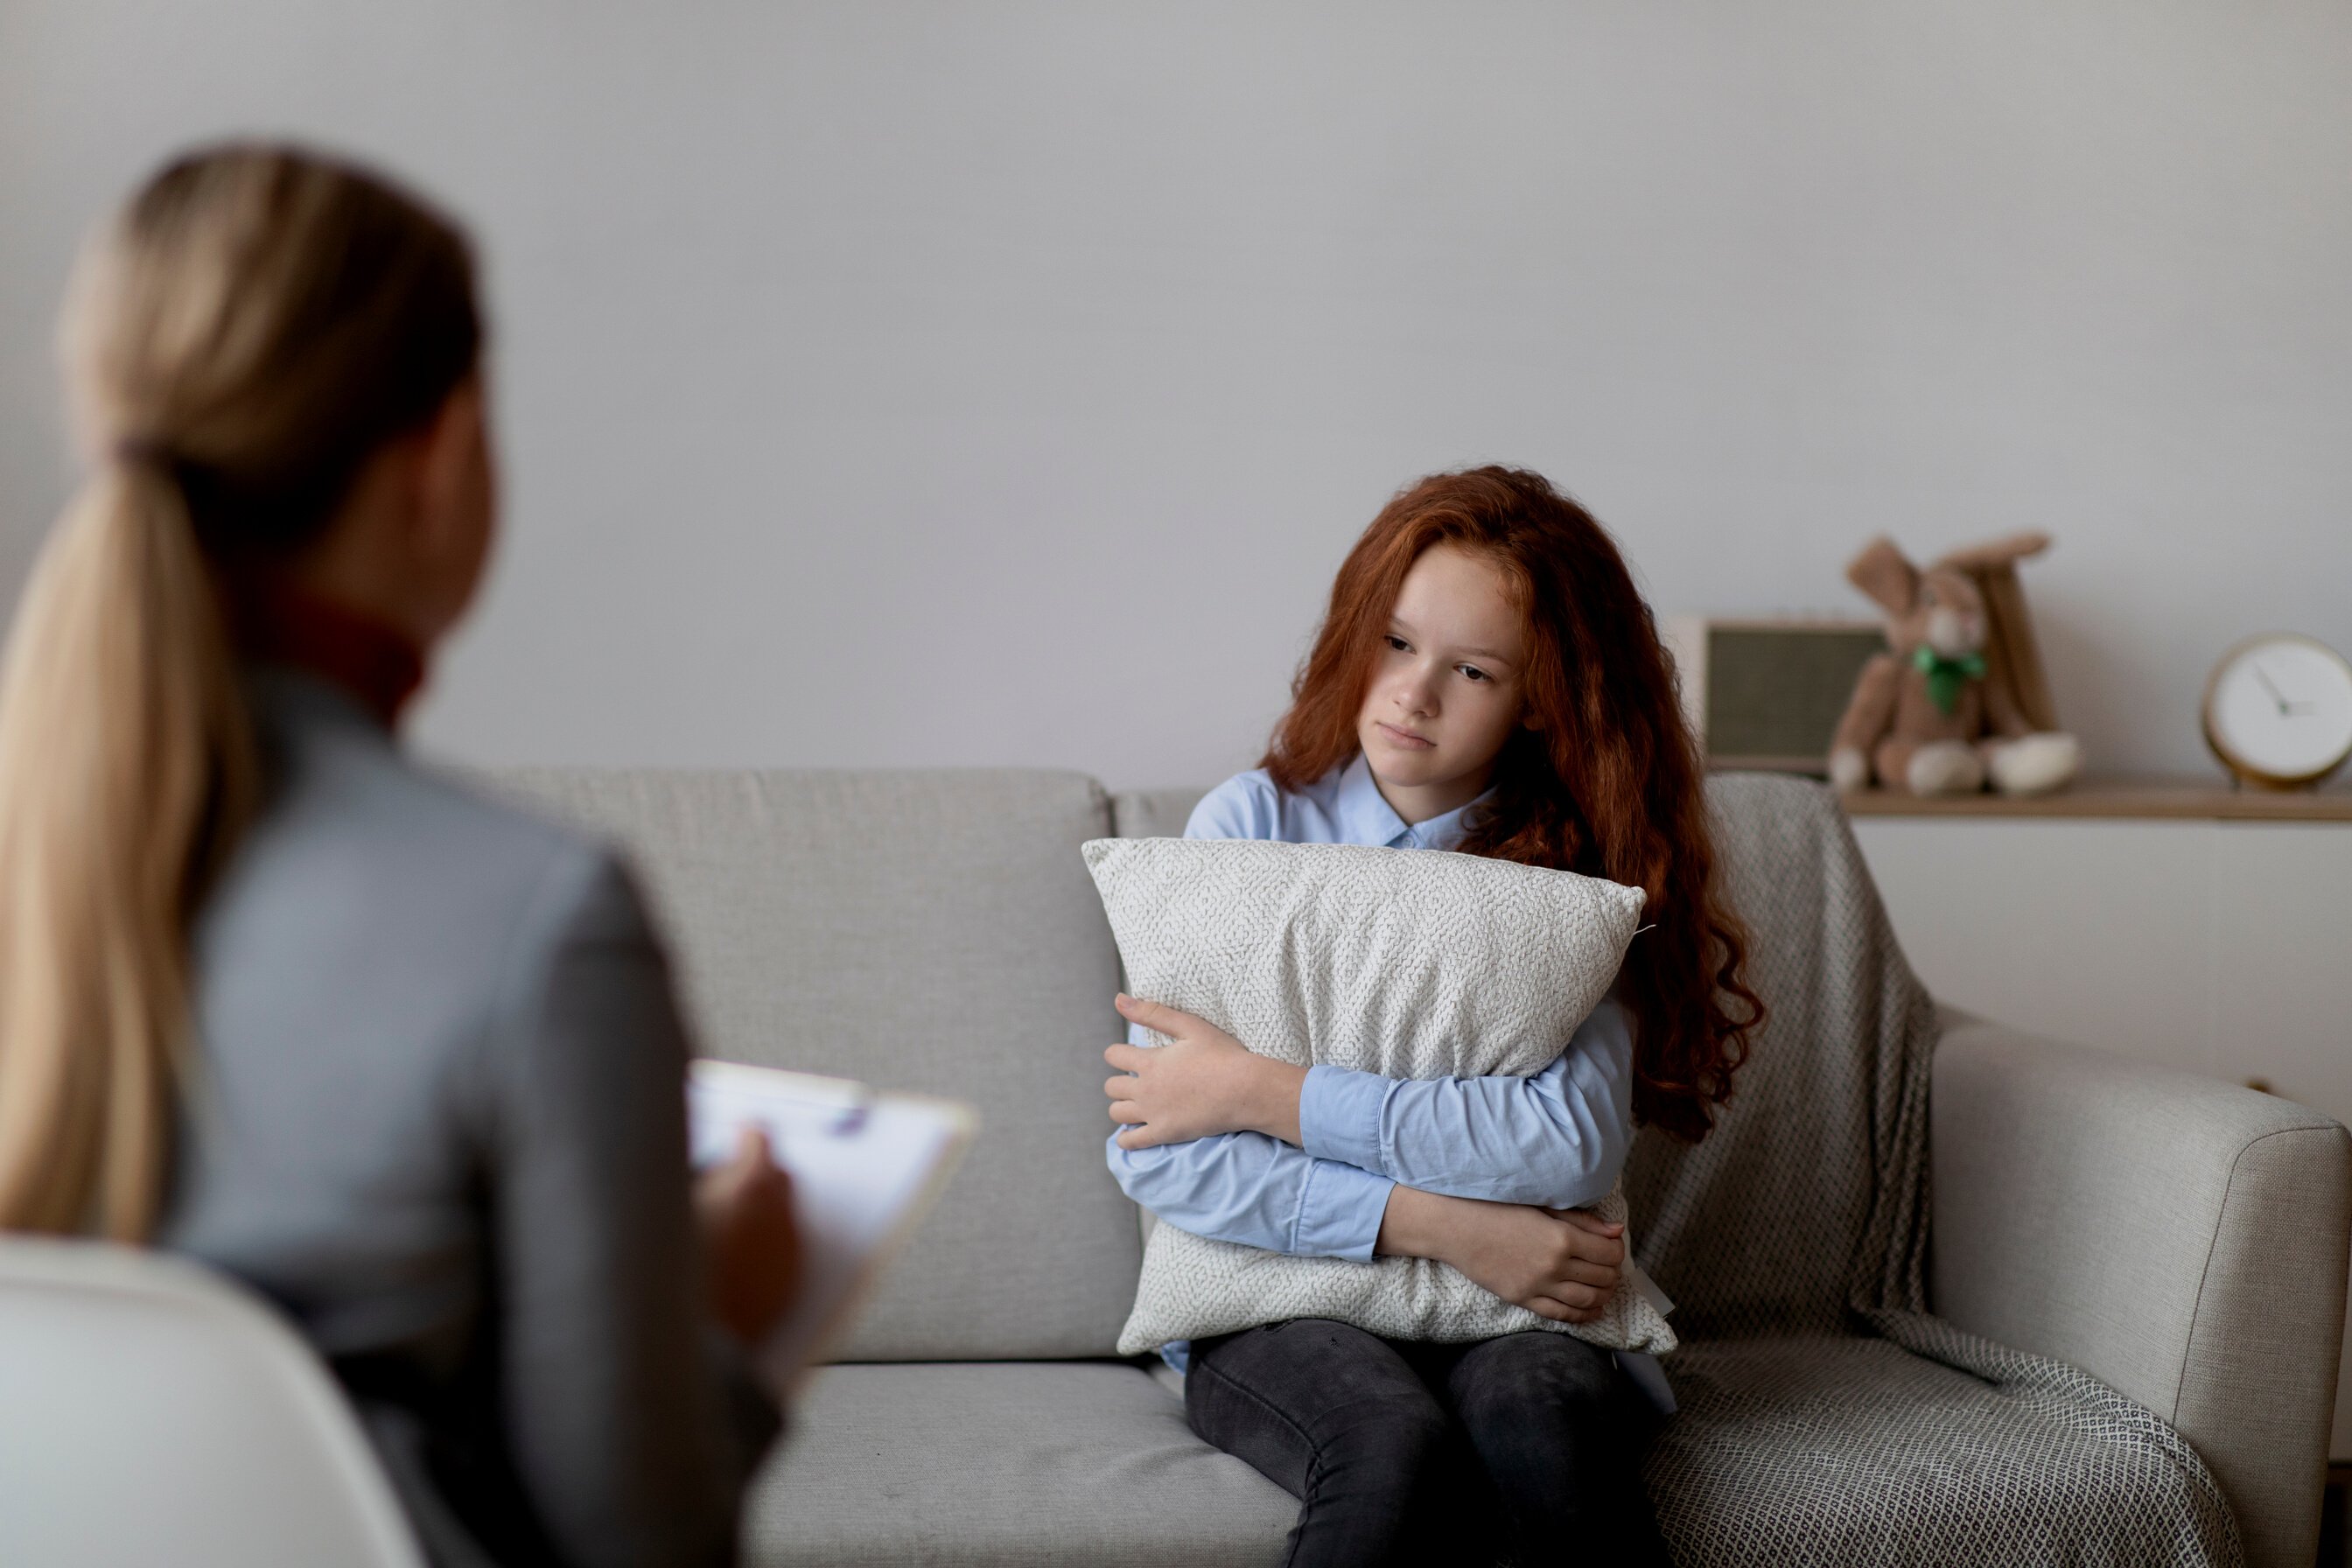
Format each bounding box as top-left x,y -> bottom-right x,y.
1834,775 -> 2352,822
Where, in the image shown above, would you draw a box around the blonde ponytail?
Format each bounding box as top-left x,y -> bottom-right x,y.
0,463 -> 255,1236
0,145 -> 480,1239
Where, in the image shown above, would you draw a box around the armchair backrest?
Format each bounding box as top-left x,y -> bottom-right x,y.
0,1236 -> 423,1568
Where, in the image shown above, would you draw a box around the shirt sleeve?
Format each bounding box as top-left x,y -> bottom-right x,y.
1097,770 -> 1395,1263
481,849 -> 779,1568
1296,998 -> 1638,1210
1182,773 -> 1277,841
1105,1124 -> 1394,1261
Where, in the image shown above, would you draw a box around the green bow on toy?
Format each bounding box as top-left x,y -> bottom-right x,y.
1913,646 -> 1987,715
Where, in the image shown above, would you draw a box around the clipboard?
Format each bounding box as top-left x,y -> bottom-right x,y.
687,1060 -> 976,1395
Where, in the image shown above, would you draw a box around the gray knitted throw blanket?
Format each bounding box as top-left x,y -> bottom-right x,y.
1632,774 -> 2239,1566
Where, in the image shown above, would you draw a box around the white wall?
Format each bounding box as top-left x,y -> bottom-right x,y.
4,2 -> 2348,788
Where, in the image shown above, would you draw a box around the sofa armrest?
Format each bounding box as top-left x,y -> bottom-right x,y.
1930,1010 -> 2351,1568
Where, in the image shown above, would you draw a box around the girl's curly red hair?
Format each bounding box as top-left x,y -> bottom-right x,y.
1265,466 -> 1762,1143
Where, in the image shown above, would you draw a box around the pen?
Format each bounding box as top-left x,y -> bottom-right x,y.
754,1078 -> 876,1136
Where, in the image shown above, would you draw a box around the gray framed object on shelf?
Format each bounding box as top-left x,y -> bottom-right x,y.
1662,617 -> 1887,775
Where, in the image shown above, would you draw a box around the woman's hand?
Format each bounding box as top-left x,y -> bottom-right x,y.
695,1127 -> 802,1346
1376,1186 -> 1624,1323
1103,993 -> 1308,1150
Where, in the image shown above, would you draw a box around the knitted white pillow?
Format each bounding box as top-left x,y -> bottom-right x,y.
1083,836 -> 1676,1358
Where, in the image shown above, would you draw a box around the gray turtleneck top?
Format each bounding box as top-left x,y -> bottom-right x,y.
158,673 -> 778,1568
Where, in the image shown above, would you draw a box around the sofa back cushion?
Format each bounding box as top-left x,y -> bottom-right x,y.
486,768 -> 1138,1361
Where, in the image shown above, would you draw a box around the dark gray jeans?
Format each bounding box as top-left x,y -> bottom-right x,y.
1186,1320 -> 1671,1568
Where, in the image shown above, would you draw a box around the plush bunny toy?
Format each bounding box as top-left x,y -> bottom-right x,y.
1828,532 -> 2082,796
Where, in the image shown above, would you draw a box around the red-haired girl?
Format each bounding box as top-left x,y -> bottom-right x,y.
1104,466 -> 1760,1566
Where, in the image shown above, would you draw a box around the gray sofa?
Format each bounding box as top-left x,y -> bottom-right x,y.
491,766 -> 2351,1568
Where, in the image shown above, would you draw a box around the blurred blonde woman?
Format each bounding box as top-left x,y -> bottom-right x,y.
0,144 -> 796,1568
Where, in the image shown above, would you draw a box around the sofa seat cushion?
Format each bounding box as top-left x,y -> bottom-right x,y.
742,1361 -> 1292,1566
1646,1333 -> 2239,1565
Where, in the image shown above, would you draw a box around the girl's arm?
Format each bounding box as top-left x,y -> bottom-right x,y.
1376,1185 -> 1625,1324
1101,771 -> 1620,1260
1100,773 -> 1403,1259
1303,1000 -> 1635,1209
1109,997 -> 1636,1212
1103,1125 -> 1394,1259
1102,1128 -> 1626,1324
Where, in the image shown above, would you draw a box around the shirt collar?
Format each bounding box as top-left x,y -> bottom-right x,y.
1413,790 -> 1493,852
1335,752 -> 1494,851
1335,753 -> 1409,846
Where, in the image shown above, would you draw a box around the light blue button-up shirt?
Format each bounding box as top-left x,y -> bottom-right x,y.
1106,753 -> 1640,1371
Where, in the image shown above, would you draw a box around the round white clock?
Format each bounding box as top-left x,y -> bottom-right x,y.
2202,634 -> 2352,789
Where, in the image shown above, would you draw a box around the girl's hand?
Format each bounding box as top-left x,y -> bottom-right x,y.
1103,993 -> 1307,1150
1376,1186 -> 1624,1323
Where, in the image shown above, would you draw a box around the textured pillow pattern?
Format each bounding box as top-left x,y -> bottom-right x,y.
1083,836 -> 1675,1356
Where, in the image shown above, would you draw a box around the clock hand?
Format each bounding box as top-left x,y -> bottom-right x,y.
2251,663 -> 2290,713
